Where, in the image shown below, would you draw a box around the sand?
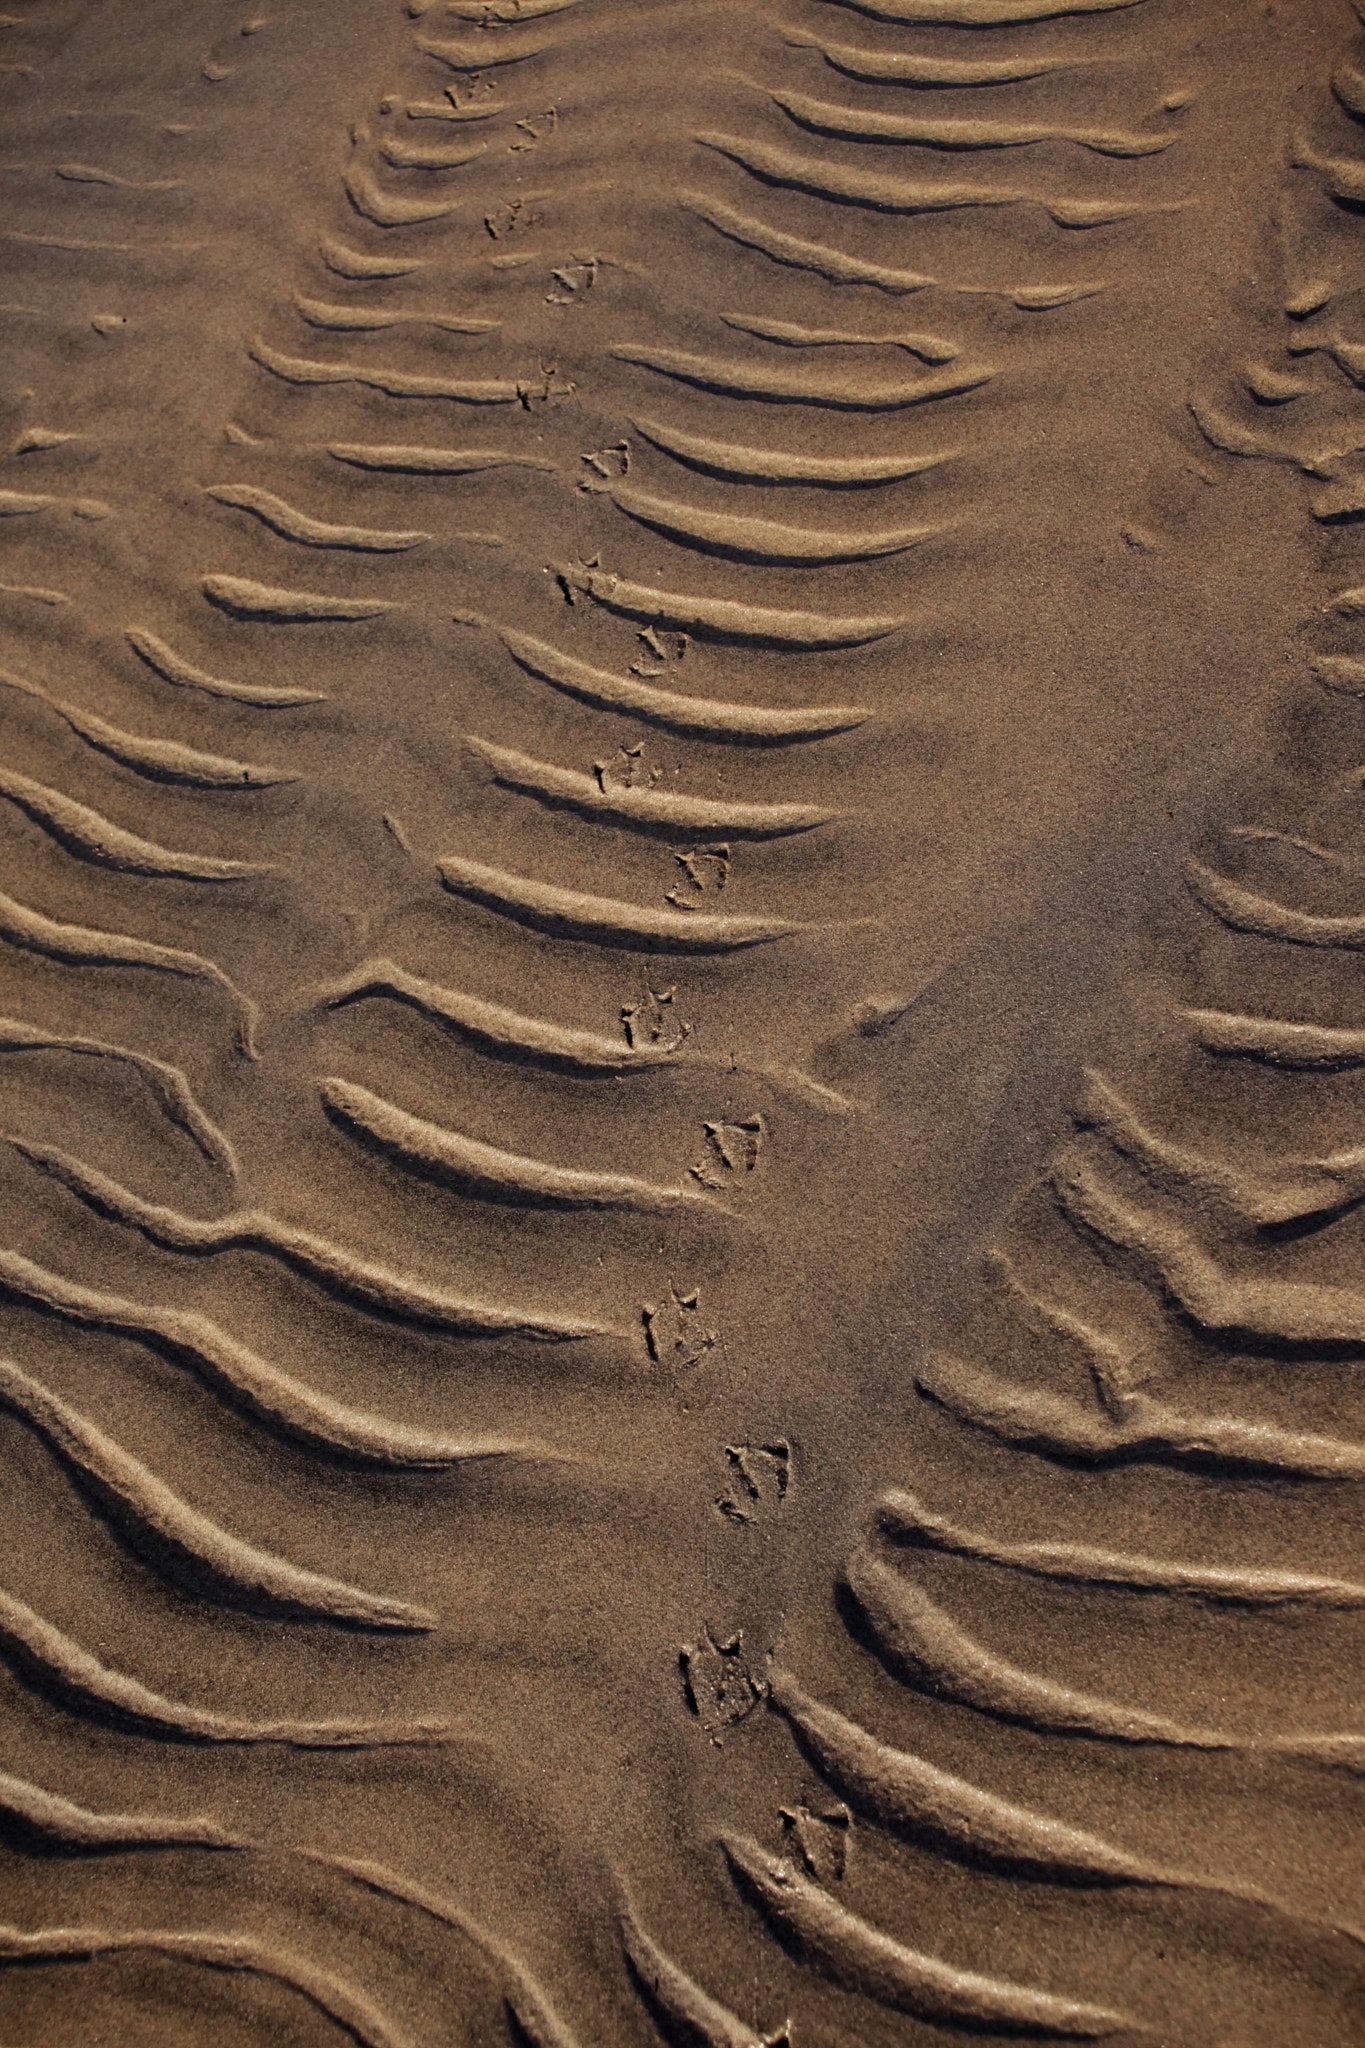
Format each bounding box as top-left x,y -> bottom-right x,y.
1,0 -> 1364,2040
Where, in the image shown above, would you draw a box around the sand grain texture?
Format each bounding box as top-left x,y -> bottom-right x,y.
0,1 -> 1362,2043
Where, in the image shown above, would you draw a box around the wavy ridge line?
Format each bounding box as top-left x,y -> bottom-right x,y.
311,958 -> 850,1111
330,440 -> 552,473
699,131 -> 1174,227
203,574 -> 396,622
0,764 -> 270,879
465,735 -> 834,834
620,1893 -> 781,2048
828,0 -> 1144,21
251,334 -> 521,403
605,483 -> 945,564
0,1015 -> 233,1170
1075,1066 -> 1365,1229
0,891 -> 258,1056
770,86 -> 1176,156
1054,1146 -> 1365,1350
783,26 -> 1085,86
437,852 -> 808,951
875,1484 -> 1365,1606
344,158 -> 458,226
611,341 -> 994,410
632,412 -> 956,488
0,1923 -> 414,2048
847,1548 -> 1365,1768
128,625 -> 326,706
770,1674 -> 1365,1951
313,955 -> 677,1072
502,624 -> 872,734
296,291 -> 495,332
0,1768 -> 580,2044
916,1347 -> 1365,1478
686,190 -> 936,292
0,1242 -> 530,1466
721,1831 -> 1131,2036
321,1075 -> 711,1213
0,666 -> 297,788
1185,855 -> 1365,951
0,1585 -> 452,1745
0,1766 -> 241,1852
562,565 -> 905,648
9,1138 -> 610,1340
205,483 -> 429,552
1188,1006 -> 1365,1068
0,1356 -> 430,1628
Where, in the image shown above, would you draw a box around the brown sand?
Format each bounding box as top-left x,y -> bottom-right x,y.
1,0 -> 1365,2040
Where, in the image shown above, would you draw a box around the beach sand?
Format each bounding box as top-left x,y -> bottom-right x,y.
1,1 -> 1364,2040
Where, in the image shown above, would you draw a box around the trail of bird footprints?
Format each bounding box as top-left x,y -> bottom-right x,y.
0,0 -> 1356,2041
617,4 -> 1365,2047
